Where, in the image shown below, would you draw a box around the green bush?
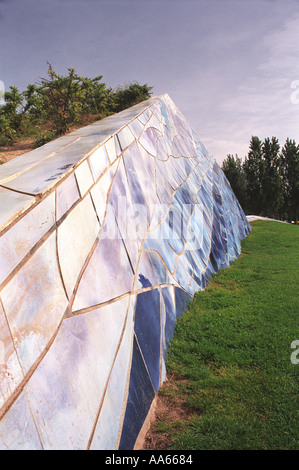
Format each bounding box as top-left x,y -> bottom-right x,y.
0,62 -> 153,147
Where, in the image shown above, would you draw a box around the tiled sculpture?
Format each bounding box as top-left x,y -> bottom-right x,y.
0,94 -> 250,449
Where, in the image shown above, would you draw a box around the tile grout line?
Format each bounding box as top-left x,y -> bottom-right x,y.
86,293 -> 133,450
0,303 -> 70,423
54,186 -> 70,302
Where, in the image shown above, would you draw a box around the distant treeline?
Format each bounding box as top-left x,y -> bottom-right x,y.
0,62 -> 152,148
221,136 -> 299,223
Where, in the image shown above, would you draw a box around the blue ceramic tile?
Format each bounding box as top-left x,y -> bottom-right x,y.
173,258 -> 193,293
122,145 -> 148,209
185,249 -> 204,285
134,250 -> 166,290
143,232 -> 176,274
159,99 -> 170,130
164,213 -> 185,255
118,336 -> 155,450
175,287 -> 192,319
134,289 -> 161,392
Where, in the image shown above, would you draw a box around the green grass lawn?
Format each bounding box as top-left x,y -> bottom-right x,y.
155,220 -> 299,450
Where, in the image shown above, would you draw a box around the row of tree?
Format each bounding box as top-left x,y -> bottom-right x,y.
0,63 -> 152,147
221,136 -> 299,224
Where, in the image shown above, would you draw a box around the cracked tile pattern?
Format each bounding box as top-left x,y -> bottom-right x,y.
0,93 -> 250,450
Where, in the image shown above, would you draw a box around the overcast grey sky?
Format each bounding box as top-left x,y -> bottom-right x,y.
1,0 -> 298,164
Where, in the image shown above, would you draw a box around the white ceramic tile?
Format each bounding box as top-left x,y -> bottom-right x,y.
138,127 -> 158,157
88,145 -> 109,181
114,135 -> 122,157
1,232 -> 68,375
121,144 -> 152,232
144,113 -> 164,135
25,297 -> 129,450
90,159 -> 118,226
72,223 -> 134,312
107,158 -> 142,268
75,159 -> 94,197
156,134 -> 171,161
128,118 -> 144,140
105,136 -> 117,163
57,194 -> 100,298
117,126 -> 135,150
0,192 -> 55,286
66,96 -> 159,142
184,204 -> 204,250
56,173 -> 80,220
0,299 -> 24,410
0,186 -> 35,232
0,393 -> 43,449
138,108 -> 152,125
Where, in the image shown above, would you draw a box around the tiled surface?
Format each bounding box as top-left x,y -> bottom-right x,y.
0,232 -> 68,375
0,93 -> 250,449
57,194 -> 100,299
24,297 -> 129,449
0,187 -> 35,232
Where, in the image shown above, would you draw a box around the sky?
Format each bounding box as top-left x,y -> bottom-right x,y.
0,0 -> 298,164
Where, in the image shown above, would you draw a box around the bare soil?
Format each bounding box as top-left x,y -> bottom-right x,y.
141,374 -> 200,450
0,139 -> 35,164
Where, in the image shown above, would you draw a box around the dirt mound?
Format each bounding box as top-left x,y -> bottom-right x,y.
0,139 -> 35,163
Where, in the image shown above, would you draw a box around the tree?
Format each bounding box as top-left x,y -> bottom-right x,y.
37,63 -> 109,135
0,86 -> 23,145
261,137 -> 284,218
221,154 -> 247,209
22,83 -> 46,122
223,136 -> 299,222
0,63 -> 154,147
280,138 -> 299,223
243,136 -> 264,215
111,82 -> 153,112
83,79 -> 112,116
